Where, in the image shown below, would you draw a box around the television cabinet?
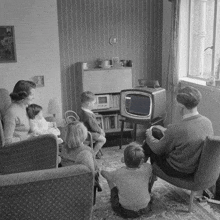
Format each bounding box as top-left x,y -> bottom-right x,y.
75,62 -> 133,139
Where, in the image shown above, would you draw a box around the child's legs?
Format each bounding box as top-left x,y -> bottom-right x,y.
93,135 -> 106,155
110,187 -> 150,218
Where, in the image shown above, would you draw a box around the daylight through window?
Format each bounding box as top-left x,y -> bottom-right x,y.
188,0 -> 220,80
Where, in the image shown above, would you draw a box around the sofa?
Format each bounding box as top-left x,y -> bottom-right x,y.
0,164 -> 94,220
0,88 -> 94,219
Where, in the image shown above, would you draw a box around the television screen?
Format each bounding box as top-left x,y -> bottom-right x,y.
120,87 -> 166,121
125,94 -> 151,116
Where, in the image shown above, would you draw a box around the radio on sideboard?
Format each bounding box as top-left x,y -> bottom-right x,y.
94,94 -> 110,110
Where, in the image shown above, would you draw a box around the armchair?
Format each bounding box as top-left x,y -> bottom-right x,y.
152,135 -> 220,212
0,164 -> 94,220
0,88 -> 59,173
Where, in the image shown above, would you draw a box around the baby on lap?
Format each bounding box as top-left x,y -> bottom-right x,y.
26,104 -> 63,144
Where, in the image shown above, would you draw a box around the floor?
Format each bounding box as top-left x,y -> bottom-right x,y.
93,145 -> 220,220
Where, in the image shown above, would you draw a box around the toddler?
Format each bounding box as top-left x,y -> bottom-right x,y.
79,91 -> 106,159
101,142 -> 152,218
26,104 -> 63,144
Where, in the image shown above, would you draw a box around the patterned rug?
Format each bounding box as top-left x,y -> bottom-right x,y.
93,145 -> 220,220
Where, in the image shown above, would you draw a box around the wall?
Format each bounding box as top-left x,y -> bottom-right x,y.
0,0 -> 62,118
180,81 -> 220,136
57,0 -> 163,113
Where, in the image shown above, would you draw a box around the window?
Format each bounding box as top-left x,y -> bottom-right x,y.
188,0 -> 220,80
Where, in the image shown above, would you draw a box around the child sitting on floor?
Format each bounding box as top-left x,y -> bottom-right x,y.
101,142 -> 152,218
79,91 -> 106,159
26,104 -> 63,144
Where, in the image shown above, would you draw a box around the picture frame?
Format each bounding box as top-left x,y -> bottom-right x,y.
33,75 -> 45,87
0,26 -> 16,62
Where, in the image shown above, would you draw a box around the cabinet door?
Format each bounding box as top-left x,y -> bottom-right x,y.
82,68 -> 132,94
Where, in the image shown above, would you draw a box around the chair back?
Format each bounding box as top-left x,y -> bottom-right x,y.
0,134 -> 58,174
194,136 -> 220,188
65,110 -> 80,124
0,165 -> 94,220
0,89 -> 11,120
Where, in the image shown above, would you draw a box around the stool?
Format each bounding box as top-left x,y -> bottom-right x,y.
119,116 -> 164,149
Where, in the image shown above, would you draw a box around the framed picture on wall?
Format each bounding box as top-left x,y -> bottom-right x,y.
33,75 -> 45,87
0,26 -> 16,63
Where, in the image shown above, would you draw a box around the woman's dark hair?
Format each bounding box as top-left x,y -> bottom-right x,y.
26,104 -> 42,119
10,80 -> 36,102
124,142 -> 145,168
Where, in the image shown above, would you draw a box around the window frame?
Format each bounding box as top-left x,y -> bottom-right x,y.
180,0 -> 219,82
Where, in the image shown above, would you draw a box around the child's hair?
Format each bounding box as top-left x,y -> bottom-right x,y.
124,142 -> 145,168
26,104 -> 43,119
65,121 -> 88,149
81,91 -> 95,108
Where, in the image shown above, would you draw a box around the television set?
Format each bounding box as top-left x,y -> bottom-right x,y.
120,87 -> 166,121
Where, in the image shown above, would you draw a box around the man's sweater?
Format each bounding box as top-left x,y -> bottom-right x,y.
147,114 -> 213,174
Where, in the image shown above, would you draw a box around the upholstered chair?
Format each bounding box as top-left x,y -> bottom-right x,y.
0,88 -> 59,173
152,135 -> 220,212
0,164 -> 94,219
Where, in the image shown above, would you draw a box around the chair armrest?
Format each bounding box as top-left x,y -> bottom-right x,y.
0,164 -> 92,186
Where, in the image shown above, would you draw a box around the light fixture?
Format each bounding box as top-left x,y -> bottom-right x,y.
109,36 -> 118,45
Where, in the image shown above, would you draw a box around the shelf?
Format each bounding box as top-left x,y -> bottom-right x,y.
105,128 -> 133,134
84,67 -> 132,71
93,108 -> 119,113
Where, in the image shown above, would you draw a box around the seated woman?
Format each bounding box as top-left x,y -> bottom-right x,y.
3,80 -> 36,145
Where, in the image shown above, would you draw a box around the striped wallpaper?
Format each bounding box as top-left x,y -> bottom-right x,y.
57,0 -> 163,113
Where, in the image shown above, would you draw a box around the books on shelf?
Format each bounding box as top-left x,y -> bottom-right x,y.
117,115 -> 132,129
94,93 -> 133,133
95,113 -> 132,131
109,94 -> 120,109
103,114 -> 118,130
95,114 -> 104,129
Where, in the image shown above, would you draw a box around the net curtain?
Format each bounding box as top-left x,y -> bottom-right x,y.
163,0 -> 181,126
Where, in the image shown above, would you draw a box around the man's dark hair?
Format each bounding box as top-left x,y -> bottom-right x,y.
176,86 -> 202,109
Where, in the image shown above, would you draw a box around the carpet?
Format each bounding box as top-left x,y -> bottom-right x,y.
93,145 -> 220,220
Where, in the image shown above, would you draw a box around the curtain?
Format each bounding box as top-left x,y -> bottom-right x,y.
163,0 -> 181,126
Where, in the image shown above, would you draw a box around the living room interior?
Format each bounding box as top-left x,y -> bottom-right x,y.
1,0 -> 220,219
1,0 -> 220,135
